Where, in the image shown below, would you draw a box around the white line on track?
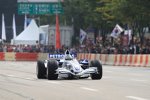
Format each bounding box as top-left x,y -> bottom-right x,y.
24,78 -> 34,80
126,96 -> 148,100
3,74 -> 34,81
130,79 -> 148,82
7,75 -> 15,77
80,87 -> 98,92
46,81 -> 61,84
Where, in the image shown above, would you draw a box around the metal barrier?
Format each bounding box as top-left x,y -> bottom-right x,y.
5,52 -> 15,61
0,52 -> 149,67
77,53 -> 150,67
0,52 -> 4,61
15,53 -> 38,61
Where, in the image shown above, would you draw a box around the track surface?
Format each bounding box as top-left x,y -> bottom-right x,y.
0,61 -> 150,100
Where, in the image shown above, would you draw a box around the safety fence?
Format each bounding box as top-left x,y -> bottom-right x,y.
77,53 -> 150,67
0,52 -> 149,67
0,52 -> 50,61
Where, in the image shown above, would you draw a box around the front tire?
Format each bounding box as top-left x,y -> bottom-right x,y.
36,60 -> 46,79
90,60 -> 102,80
47,60 -> 58,80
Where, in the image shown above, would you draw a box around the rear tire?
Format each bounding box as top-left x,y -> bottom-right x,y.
90,60 -> 102,80
47,60 -> 58,80
36,60 -> 46,79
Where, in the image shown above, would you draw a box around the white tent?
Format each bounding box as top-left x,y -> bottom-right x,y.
39,27 -> 47,45
13,19 -> 41,45
39,25 -> 49,45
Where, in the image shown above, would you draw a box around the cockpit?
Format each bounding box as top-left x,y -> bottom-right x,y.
65,54 -> 73,60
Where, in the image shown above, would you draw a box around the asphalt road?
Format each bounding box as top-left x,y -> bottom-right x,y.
0,61 -> 150,100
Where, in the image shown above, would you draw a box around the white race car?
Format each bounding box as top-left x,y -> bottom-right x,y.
36,50 -> 102,80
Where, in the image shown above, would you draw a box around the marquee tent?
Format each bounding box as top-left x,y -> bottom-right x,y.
13,19 -> 44,45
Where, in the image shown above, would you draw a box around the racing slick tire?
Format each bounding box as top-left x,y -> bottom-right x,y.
36,60 -> 46,79
90,60 -> 102,80
47,60 -> 58,80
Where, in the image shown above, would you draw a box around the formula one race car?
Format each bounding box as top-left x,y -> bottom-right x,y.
36,50 -> 102,80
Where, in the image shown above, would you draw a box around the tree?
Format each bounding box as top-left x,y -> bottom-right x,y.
115,0 -> 150,45
38,0 -> 150,46
96,0 -> 150,45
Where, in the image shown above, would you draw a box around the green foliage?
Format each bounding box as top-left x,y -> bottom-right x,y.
39,0 -> 150,41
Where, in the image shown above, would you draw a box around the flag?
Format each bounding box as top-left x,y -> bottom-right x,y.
24,14 -> 27,29
12,14 -> 16,39
55,14 -> 61,49
124,29 -> 132,45
111,24 -> 124,38
80,29 -> 87,44
2,14 -> 6,40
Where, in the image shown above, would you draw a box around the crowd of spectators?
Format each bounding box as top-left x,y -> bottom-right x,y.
0,35 -> 150,54
78,35 -> 150,54
0,44 -> 72,54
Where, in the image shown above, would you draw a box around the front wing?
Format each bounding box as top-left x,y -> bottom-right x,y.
56,67 -> 98,77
